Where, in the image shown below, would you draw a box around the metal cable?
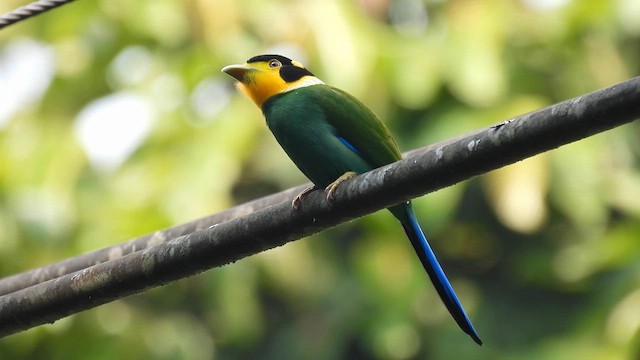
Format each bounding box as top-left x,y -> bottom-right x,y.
0,76 -> 639,337
0,0 -> 76,30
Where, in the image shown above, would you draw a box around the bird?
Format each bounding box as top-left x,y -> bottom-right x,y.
222,54 -> 482,345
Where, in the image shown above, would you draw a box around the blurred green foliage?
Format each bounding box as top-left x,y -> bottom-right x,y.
1,0 -> 640,359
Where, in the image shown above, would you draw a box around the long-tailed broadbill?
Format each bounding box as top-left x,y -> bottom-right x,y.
222,54 -> 481,345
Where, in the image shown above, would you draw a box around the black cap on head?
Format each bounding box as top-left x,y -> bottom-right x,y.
247,54 -> 294,65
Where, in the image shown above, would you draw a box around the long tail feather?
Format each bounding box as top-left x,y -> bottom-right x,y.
392,203 -> 482,345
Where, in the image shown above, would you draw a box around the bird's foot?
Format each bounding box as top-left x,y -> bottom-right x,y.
292,185 -> 318,210
325,172 -> 357,202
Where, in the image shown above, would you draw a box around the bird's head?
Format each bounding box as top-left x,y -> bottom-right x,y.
222,54 -> 324,107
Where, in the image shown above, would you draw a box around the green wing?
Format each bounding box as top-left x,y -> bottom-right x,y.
312,85 -> 402,167
262,84 -> 403,188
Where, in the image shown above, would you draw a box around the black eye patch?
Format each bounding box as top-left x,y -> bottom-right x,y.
245,54 -> 315,82
280,65 -> 315,83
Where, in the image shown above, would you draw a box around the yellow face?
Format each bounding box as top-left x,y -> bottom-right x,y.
222,55 -> 319,108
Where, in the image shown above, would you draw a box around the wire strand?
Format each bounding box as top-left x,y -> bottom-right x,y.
0,0 -> 76,30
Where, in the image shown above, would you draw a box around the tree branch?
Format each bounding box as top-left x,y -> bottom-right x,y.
0,77 -> 638,337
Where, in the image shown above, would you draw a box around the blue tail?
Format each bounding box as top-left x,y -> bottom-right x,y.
391,203 -> 482,345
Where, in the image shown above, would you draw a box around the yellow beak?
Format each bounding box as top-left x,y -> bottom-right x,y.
221,64 -> 256,82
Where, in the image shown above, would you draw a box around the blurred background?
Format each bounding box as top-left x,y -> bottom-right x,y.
1,0 -> 639,359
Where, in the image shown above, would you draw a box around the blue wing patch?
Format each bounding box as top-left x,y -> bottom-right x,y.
338,136 -> 363,157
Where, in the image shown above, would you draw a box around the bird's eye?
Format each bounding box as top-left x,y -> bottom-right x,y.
268,59 -> 282,68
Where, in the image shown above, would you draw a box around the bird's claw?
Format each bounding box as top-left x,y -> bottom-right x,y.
324,171 -> 357,203
291,172 -> 358,209
292,185 -> 317,210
